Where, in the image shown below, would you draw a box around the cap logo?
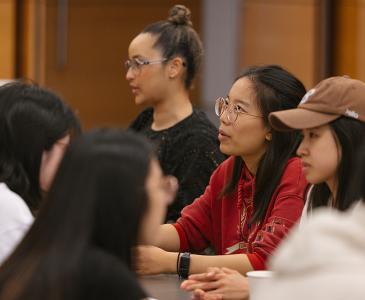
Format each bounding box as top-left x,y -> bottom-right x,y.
345,108 -> 359,119
300,88 -> 316,105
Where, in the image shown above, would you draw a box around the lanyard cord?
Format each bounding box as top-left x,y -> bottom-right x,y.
237,179 -> 254,242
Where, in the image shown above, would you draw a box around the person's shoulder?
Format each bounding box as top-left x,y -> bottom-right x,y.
301,207 -> 346,231
189,108 -> 218,132
129,108 -> 153,131
0,183 -> 33,225
209,156 -> 235,178
282,157 -> 302,173
280,157 -> 307,186
0,183 -> 24,202
173,109 -> 218,142
219,155 -> 235,167
307,201 -> 365,236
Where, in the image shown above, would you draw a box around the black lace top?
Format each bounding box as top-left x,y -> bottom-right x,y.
130,108 -> 226,222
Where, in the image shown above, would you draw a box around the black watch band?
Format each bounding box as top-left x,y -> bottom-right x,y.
178,252 -> 190,278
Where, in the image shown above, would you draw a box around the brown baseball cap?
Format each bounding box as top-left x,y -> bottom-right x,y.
269,76 -> 365,131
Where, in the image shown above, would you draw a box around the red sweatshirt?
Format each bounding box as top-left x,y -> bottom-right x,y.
173,156 -> 307,270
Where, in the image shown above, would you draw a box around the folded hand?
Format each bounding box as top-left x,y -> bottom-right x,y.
181,267 -> 249,300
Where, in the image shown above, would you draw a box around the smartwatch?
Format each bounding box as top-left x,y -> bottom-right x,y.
178,252 -> 190,278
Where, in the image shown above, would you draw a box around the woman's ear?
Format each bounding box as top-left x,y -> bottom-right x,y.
167,57 -> 185,79
265,131 -> 272,141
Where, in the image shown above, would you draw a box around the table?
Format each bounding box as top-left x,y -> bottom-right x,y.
140,274 -> 192,300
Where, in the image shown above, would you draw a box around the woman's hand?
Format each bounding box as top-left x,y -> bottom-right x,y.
134,245 -> 176,275
181,267 -> 249,300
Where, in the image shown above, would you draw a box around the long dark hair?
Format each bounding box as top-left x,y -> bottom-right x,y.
142,4 -> 203,89
222,65 -> 306,224
347,142 -> 365,204
309,117 -> 365,211
0,82 -> 80,212
0,129 -> 154,300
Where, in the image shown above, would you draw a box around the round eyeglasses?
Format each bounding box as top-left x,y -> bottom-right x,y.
124,58 -> 167,75
215,97 -> 262,123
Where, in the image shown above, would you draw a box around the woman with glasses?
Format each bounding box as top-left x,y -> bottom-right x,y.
135,65 -> 308,279
0,129 -> 178,300
183,76 -> 365,300
126,5 -> 225,222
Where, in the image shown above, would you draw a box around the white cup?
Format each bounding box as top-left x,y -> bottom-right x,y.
246,270 -> 274,300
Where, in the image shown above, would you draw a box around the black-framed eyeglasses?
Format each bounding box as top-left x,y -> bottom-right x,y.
124,57 -> 167,75
215,97 -> 262,123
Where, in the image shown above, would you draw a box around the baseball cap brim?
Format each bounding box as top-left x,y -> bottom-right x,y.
269,108 -> 340,131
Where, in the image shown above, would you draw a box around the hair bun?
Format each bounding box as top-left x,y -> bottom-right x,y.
168,5 -> 192,26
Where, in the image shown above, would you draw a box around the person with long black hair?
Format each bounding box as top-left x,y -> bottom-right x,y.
135,65 -> 308,276
0,82 -> 80,264
185,75 -> 365,300
269,76 -> 365,218
0,129 -> 177,300
252,77 -> 365,300
189,142 -> 365,300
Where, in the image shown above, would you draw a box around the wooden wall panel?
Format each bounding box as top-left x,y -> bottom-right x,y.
239,0 -> 317,89
334,0 -> 365,82
333,0 -> 358,78
0,0 -> 16,78
358,0 -> 365,80
29,0 -> 202,129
